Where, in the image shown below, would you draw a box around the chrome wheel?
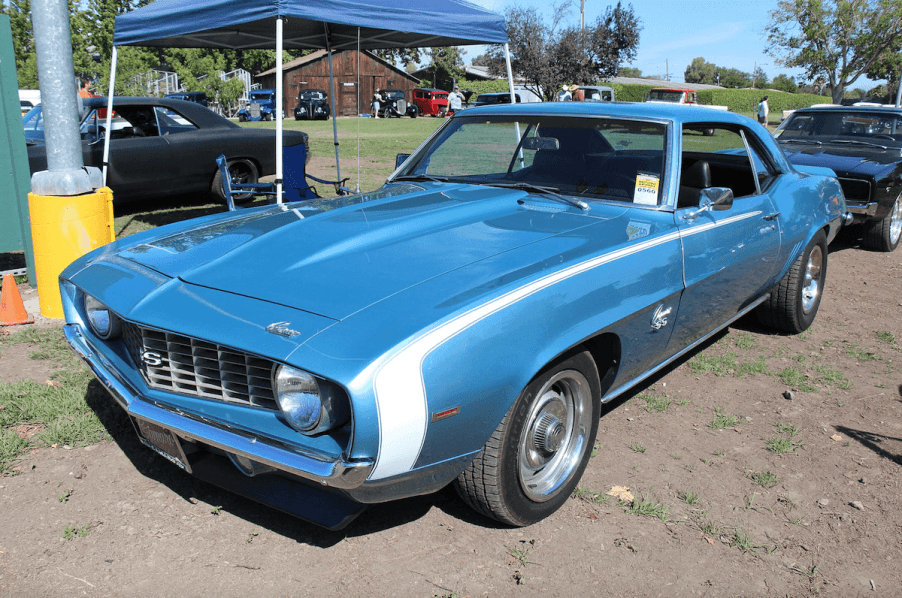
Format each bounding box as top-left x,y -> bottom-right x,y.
517,369 -> 592,502
889,197 -> 902,247
801,244 -> 823,314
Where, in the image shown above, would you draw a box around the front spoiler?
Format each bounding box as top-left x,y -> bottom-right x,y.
63,325 -> 374,491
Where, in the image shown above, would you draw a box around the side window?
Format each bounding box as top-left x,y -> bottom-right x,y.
679,126 -> 774,208
154,107 -> 198,136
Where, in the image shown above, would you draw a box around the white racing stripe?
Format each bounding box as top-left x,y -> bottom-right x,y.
369,209 -> 762,480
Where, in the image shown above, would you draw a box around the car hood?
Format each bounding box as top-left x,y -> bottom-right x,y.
779,141 -> 901,178
117,183 -> 602,320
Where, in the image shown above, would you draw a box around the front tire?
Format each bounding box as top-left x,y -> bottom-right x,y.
862,194 -> 901,252
757,230 -> 827,333
238,113 -> 248,122
454,351 -> 600,526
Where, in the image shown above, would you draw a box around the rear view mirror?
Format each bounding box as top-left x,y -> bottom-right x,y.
522,137 -> 560,151
395,153 -> 410,169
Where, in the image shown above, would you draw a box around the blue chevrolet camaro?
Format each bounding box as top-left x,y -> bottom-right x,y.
61,103 -> 847,530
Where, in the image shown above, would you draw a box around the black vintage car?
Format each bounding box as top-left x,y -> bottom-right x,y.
294,89 -> 330,120
378,89 -> 418,118
775,105 -> 902,252
25,97 -> 309,204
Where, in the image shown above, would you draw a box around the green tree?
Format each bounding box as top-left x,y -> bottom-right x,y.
771,73 -> 797,93
684,57 -> 717,84
619,66 -> 642,77
487,2 -> 641,101
2,0 -> 35,87
766,0 -> 902,104
752,66 -> 768,88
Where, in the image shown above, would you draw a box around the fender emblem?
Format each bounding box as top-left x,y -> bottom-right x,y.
651,305 -> 673,331
142,351 -> 163,367
266,321 -> 301,337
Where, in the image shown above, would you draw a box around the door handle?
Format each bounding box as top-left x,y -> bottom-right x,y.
763,212 -> 781,221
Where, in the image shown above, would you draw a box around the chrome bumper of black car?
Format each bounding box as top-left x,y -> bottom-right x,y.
63,324 -> 373,490
846,201 -> 878,216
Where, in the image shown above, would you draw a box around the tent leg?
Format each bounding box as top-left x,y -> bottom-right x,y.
276,17 -> 284,204
502,43 -> 524,166
324,25 -> 341,182
102,46 -> 117,187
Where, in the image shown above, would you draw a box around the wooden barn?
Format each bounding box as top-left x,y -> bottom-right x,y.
256,50 -> 421,117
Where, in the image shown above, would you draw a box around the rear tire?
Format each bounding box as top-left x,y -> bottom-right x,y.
454,351 -> 600,526
757,230 -> 827,333
212,159 -> 259,205
862,194 -> 901,252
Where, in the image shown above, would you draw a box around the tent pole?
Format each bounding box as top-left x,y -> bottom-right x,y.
102,45 -> 117,186
502,43 -> 524,166
276,16 -> 284,204
324,24 -> 341,182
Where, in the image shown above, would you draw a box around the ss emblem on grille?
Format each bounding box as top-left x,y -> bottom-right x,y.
142,351 -> 163,367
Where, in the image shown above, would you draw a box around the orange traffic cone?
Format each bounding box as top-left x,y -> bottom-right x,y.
0,274 -> 34,326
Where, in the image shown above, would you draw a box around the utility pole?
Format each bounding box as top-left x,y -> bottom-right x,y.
581,0 -> 585,30
665,59 -> 669,82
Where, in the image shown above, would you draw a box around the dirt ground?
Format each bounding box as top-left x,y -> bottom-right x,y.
0,228 -> 900,598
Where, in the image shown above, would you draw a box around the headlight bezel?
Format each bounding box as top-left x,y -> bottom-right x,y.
273,364 -> 350,436
84,294 -> 121,339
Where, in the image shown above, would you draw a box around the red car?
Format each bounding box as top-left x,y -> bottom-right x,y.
412,88 -> 449,117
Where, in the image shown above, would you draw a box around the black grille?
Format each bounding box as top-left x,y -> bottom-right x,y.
838,178 -> 871,201
122,322 -> 278,410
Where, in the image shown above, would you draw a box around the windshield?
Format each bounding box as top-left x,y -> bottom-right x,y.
394,115 -> 667,204
251,93 -> 274,102
647,90 -> 684,102
299,91 -> 325,100
775,110 -> 902,146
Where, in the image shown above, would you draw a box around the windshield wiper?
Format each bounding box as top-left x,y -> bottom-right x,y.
484,182 -> 589,211
780,138 -> 822,146
392,174 -> 450,183
827,139 -> 888,150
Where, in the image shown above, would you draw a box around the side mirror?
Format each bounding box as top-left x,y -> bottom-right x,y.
685,187 -> 734,220
700,187 -> 734,211
395,153 -> 410,169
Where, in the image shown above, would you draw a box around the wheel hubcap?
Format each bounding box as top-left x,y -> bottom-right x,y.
518,370 -> 592,502
889,196 -> 902,246
801,244 -> 823,314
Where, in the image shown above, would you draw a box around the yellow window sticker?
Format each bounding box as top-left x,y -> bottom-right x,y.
633,172 -> 660,205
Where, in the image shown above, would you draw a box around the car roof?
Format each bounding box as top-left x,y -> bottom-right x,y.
460,101 -> 753,127
650,88 -> 693,92
792,104 -> 902,115
82,96 -> 238,129
417,88 -> 447,93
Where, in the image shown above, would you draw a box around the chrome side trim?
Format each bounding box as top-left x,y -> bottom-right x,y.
64,324 -> 373,489
601,293 -> 770,403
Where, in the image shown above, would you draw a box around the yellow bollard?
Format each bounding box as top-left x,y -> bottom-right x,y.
27,187 -> 115,318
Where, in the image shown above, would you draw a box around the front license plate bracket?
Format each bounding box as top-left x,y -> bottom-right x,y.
133,417 -> 193,474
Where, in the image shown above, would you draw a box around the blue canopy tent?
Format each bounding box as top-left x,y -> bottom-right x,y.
105,0 -> 513,202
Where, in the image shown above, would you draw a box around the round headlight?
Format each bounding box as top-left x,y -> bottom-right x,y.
274,365 -> 322,432
84,295 -> 120,339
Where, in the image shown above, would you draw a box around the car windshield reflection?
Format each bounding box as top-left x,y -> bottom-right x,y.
777,111 -> 902,146
394,115 -> 667,204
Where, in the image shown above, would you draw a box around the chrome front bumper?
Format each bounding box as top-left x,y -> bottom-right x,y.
64,324 -> 373,490
846,201 -> 878,216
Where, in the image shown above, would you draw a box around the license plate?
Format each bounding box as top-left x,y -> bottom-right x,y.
134,418 -> 192,473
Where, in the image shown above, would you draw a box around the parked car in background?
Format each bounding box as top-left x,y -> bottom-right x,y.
580,86 -> 614,102
774,105 -> 902,252
19,89 -> 40,116
378,89 -> 418,118
62,102 -> 845,531
25,97 -> 308,203
411,88 -> 449,117
238,89 -> 280,122
294,89 -> 331,120
20,99 -> 36,116
164,92 -> 209,107
469,92 -> 521,107
646,88 -> 697,104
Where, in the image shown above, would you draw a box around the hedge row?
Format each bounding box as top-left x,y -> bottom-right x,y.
433,79 -> 832,113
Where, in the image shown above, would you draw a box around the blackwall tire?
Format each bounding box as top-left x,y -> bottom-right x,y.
862,194 -> 901,252
454,351 -> 600,526
756,230 -> 827,333
212,159 -> 259,205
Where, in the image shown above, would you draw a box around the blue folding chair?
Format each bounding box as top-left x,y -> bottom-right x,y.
217,146 -> 350,210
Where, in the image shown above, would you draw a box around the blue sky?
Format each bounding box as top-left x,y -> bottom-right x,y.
467,0 -> 874,89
